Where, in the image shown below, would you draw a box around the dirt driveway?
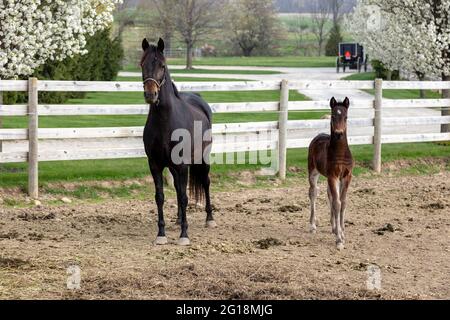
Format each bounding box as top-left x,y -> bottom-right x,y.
0,172 -> 449,299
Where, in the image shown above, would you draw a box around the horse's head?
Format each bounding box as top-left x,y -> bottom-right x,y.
141,38 -> 167,105
329,97 -> 350,139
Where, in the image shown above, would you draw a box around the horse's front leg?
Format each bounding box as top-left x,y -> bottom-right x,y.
150,164 -> 167,245
308,169 -> 320,233
170,166 -> 190,246
328,177 -> 344,250
339,174 -> 352,242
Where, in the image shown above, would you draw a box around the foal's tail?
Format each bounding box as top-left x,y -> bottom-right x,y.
189,165 -> 206,204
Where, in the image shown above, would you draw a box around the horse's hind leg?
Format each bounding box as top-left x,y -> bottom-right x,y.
170,166 -> 190,246
308,169 -> 320,233
202,164 -> 216,228
150,163 -> 167,245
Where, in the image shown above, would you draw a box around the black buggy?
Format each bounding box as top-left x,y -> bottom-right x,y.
336,42 -> 369,73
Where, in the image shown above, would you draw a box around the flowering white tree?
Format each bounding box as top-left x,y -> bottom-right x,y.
348,0 -> 450,131
0,0 -> 122,79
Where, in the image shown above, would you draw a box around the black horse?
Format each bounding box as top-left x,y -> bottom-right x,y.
141,38 -> 215,246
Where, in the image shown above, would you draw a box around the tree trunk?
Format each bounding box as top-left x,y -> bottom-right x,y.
186,43 -> 193,70
386,70 -> 392,81
163,31 -> 172,54
441,75 -> 450,133
417,73 -> 425,99
243,47 -> 253,57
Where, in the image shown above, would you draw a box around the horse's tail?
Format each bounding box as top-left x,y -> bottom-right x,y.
189,165 -> 205,204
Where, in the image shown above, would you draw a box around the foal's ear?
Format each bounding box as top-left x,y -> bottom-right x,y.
157,38 -> 165,53
330,97 -> 337,109
343,97 -> 350,109
142,38 -> 150,51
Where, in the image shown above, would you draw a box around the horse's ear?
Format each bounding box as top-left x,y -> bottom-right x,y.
157,38 -> 165,53
343,97 -> 350,109
142,38 -> 150,51
330,97 -> 337,109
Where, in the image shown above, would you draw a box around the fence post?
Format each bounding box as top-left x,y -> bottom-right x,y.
278,79 -> 289,180
28,78 -> 39,199
373,78 -> 383,173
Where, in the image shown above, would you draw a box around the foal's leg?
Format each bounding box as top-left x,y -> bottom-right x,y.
171,166 -> 190,246
328,177 -> 344,250
308,169 -> 320,233
327,184 -> 335,234
202,164 -> 216,228
339,174 -> 352,242
150,164 -> 167,245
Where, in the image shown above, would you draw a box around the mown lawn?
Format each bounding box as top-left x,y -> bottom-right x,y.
123,67 -> 282,75
162,56 -> 336,68
2,72 -> 448,192
343,72 -> 443,99
1,142 -> 448,189
2,90 -> 314,128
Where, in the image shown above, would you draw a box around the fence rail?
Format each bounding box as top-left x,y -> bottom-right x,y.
1,78 -> 450,198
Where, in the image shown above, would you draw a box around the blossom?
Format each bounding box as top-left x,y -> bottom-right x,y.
347,0 -> 450,79
0,0 -> 122,78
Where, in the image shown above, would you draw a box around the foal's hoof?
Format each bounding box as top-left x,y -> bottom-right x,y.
178,237 -> 191,246
336,242 -> 345,251
154,236 -> 168,245
205,220 -> 217,228
310,224 -> 317,234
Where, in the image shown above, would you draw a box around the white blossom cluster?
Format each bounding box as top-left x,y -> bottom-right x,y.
347,0 -> 450,79
0,0 -> 122,78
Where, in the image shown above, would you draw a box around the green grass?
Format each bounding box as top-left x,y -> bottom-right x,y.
1,142 -> 447,190
3,90 -> 313,129
164,56 -> 336,68
343,72 -> 443,99
122,66 -> 281,75
342,72 -> 377,81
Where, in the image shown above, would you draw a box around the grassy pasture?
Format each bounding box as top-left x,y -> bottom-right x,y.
343,72 -> 443,99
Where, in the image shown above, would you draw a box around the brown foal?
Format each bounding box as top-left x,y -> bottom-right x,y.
308,97 -> 354,250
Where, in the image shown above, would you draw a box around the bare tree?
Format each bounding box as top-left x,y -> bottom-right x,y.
151,0 -> 178,54
152,0 -> 224,69
311,1 -> 331,56
228,0 -> 278,57
329,0 -> 344,28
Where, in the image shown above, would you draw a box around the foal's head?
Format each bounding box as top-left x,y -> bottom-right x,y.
141,38 -> 167,105
330,97 -> 350,139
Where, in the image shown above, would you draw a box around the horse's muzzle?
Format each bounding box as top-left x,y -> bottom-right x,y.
144,92 -> 159,105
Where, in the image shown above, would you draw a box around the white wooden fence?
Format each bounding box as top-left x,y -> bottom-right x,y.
1,78 -> 449,199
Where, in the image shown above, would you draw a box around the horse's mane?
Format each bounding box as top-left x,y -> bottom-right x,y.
171,81 -> 181,98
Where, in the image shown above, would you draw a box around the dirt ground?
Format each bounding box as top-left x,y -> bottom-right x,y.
0,171 -> 449,300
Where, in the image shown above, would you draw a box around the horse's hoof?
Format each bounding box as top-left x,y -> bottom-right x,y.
310,224 -> 317,234
205,220 -> 217,228
336,242 -> 345,251
154,236 -> 168,245
178,237 -> 191,246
